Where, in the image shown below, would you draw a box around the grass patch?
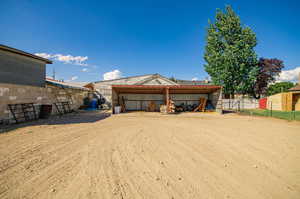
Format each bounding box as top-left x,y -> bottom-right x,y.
239,109 -> 300,121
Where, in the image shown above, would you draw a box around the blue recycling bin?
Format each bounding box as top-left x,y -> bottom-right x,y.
86,98 -> 98,111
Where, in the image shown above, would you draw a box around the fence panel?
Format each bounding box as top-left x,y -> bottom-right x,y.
222,98 -> 259,111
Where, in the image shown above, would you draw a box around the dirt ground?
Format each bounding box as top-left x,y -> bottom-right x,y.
0,111 -> 299,199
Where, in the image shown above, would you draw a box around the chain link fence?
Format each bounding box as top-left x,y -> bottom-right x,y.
222,99 -> 300,121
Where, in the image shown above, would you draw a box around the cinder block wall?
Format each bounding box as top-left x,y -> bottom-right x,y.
0,83 -> 89,123
209,89 -> 223,113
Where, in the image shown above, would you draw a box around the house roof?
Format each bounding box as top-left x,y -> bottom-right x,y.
174,79 -> 212,85
94,73 -> 178,85
133,74 -> 178,85
93,73 -> 215,87
93,74 -> 156,84
112,85 -> 221,89
289,84 -> 300,91
0,44 -> 52,64
46,78 -> 89,90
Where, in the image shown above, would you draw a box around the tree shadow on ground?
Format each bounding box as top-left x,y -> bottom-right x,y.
0,110 -> 111,133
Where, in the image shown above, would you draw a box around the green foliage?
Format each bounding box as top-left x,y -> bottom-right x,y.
169,76 -> 177,83
267,82 -> 295,96
251,58 -> 284,99
204,5 -> 258,96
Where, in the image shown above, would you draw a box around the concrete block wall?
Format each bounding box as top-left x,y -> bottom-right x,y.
0,83 -> 89,123
209,89 -> 223,113
222,98 -> 259,110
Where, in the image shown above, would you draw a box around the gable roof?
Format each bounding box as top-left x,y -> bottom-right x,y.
134,74 -> 178,85
0,44 -> 52,64
93,74 -> 154,84
93,73 -> 178,85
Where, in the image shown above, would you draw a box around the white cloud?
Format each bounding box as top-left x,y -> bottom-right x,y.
103,70 -> 122,80
81,68 -> 88,72
35,53 -> 88,66
35,53 -> 52,59
277,67 -> 300,82
192,77 -> 198,81
71,76 -> 78,81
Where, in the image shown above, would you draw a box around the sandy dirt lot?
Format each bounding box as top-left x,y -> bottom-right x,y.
0,111 -> 299,199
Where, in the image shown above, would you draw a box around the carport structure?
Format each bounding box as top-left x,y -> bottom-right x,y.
112,85 -> 222,113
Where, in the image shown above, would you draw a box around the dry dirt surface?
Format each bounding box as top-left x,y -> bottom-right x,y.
0,111 -> 300,199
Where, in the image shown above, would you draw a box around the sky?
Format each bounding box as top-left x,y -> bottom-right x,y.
1,0 -> 300,82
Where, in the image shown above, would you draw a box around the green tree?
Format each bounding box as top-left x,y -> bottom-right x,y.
204,5 -> 258,98
267,82 -> 295,96
169,76 -> 177,83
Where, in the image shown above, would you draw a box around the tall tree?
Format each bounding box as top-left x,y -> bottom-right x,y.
204,5 -> 258,98
251,58 -> 284,98
267,82 -> 295,96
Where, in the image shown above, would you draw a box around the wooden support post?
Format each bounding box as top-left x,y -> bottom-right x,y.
166,87 -> 169,113
112,90 -> 119,114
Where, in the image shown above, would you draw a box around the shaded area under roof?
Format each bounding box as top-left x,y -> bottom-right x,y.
112,84 -> 221,94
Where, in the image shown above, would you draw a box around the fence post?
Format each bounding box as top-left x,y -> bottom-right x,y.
270,102 -> 272,117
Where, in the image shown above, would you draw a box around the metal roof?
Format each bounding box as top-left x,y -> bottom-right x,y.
46,78 -> 89,90
112,85 -> 221,89
93,74 -> 157,84
174,79 -> 212,85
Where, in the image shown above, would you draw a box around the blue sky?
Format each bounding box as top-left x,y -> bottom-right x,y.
1,0 -> 300,82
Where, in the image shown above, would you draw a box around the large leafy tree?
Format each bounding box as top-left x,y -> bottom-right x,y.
251,58 -> 284,98
267,82 -> 295,96
204,5 -> 258,98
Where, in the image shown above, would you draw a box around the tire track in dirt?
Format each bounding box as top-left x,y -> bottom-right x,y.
0,112 -> 299,199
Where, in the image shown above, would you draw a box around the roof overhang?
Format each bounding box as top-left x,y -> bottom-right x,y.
112,85 -> 222,94
0,44 -> 53,64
